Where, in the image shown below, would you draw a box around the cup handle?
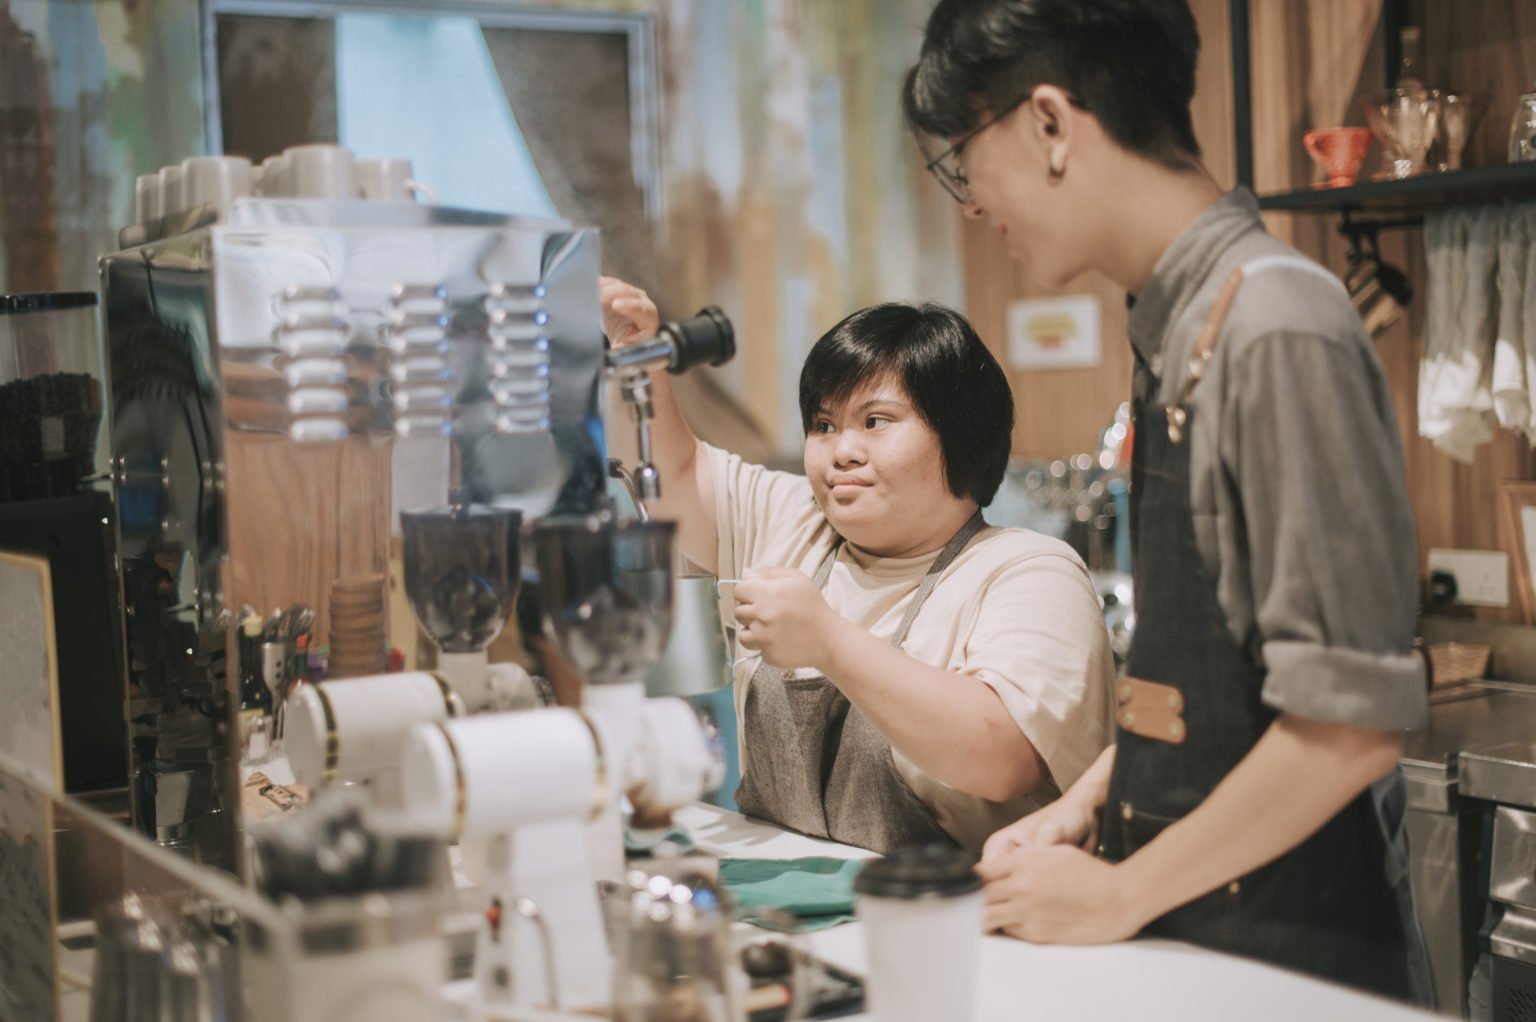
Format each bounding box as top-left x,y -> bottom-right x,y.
714,579 -> 761,673
405,179 -> 438,205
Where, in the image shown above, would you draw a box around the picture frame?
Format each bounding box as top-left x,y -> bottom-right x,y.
1501,481 -> 1536,625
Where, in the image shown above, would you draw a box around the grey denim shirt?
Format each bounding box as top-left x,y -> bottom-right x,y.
1127,188 -> 1427,731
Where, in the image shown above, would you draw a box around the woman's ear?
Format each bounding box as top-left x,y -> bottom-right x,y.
1028,85 -> 1077,181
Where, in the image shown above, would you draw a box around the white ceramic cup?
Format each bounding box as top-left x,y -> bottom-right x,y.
255,154 -> 288,197
134,174 -> 161,223
355,157 -> 437,204
283,143 -> 355,199
854,847 -> 984,1022
181,155 -> 254,215
157,164 -> 186,217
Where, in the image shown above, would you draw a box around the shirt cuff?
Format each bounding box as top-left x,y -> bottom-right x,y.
1260,640 -> 1428,731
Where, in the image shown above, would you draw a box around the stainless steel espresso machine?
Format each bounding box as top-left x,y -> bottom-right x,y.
98,196 -> 733,882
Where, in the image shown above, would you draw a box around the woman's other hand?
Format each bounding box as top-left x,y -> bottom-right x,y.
732,566 -> 845,670
599,276 -> 661,348
980,791 -> 1100,866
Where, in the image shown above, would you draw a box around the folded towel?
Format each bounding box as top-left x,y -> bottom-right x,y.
1421,204 -> 1500,461
1494,203 -> 1536,439
720,857 -> 865,931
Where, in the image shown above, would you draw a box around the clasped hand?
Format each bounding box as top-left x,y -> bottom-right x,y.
976,794 -> 1147,945
732,566 -> 843,671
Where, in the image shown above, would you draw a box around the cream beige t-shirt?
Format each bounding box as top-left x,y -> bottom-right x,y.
707,444 -> 1117,852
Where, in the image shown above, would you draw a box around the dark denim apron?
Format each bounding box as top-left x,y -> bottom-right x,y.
1100,262 -> 1430,1003
734,512 -> 986,853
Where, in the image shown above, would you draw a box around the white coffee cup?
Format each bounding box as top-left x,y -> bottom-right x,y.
283,143 -> 355,199
157,164 -> 186,217
134,174 -> 161,223
181,155 -> 254,216
355,158 -> 437,204
854,846 -> 984,1022
255,154 -> 288,197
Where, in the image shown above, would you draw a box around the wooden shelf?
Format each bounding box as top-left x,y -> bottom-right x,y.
1257,162 -> 1536,214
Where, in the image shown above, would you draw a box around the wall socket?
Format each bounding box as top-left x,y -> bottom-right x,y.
1427,548 -> 1510,608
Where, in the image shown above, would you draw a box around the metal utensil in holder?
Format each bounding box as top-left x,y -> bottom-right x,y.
606,307 -> 735,509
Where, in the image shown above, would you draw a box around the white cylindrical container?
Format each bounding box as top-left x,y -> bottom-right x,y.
133,174 -> 161,223
399,709 -> 597,837
854,846 -> 984,1022
284,143 -> 356,198
157,163 -> 186,217
181,154 -> 254,216
286,672 -> 461,789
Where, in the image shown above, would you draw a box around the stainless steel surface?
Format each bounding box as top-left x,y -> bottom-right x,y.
1405,808 -> 1476,1017
1490,907 -> 1536,967
1399,683 -> 1536,1017
1491,806 -> 1536,911
99,198 -> 608,869
1401,683 -> 1536,810
1463,740 -> 1536,810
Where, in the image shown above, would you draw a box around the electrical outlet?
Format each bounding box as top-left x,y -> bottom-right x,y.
1427,548 -> 1510,608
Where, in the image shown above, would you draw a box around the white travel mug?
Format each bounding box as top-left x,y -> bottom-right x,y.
854,845 -> 984,1022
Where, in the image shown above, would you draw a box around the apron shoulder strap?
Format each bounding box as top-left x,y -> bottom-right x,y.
1174,254 -> 1344,412
889,510 -> 986,647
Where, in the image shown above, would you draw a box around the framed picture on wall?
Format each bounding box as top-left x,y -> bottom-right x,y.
1502,481 -> 1536,625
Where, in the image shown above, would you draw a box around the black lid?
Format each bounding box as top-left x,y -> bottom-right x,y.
0,292 -> 98,315
853,844 -> 982,899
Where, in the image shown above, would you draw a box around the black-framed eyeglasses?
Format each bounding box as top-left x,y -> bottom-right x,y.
921,90 -> 1087,204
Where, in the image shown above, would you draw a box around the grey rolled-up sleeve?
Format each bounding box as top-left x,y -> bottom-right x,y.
1223,330 -> 1428,731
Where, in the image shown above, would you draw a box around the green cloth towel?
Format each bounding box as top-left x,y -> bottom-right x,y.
719,857 -> 865,931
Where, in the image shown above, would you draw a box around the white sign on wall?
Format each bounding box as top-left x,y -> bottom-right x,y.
1006,294 -> 1101,370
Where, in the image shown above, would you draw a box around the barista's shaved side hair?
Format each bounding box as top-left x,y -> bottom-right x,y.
800,302 -> 1014,507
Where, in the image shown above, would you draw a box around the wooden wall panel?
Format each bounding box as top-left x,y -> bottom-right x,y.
1416,0 -> 1536,171
1218,1 -> 1536,624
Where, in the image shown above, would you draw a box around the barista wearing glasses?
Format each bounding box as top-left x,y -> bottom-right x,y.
601,280 -> 1115,855
903,0 -> 1431,1004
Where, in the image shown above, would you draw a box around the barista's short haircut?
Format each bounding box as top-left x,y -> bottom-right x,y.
799,302 -> 1013,508
903,0 -> 1203,172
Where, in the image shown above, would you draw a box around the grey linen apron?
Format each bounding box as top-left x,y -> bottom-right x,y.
733,512 -> 986,853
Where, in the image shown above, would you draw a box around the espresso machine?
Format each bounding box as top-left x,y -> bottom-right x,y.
97,174 -> 737,1019
99,186 -> 734,857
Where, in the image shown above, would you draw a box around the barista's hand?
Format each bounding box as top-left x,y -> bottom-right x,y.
599,276 -> 660,348
732,566 -> 844,670
977,845 -> 1145,945
980,791 -> 1101,865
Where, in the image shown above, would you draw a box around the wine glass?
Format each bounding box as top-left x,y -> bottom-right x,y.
1369,89 -> 1439,177
1437,93 -> 1477,170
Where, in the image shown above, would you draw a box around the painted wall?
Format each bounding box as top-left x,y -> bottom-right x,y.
0,0 -> 961,459
0,0 -> 204,293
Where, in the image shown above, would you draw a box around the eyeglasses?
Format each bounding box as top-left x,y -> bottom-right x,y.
921,90 -> 1087,204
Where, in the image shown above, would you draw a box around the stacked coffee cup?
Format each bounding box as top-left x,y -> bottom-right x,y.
327,574 -> 388,679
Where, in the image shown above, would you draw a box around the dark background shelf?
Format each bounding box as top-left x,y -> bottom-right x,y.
1256,162 -> 1536,214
